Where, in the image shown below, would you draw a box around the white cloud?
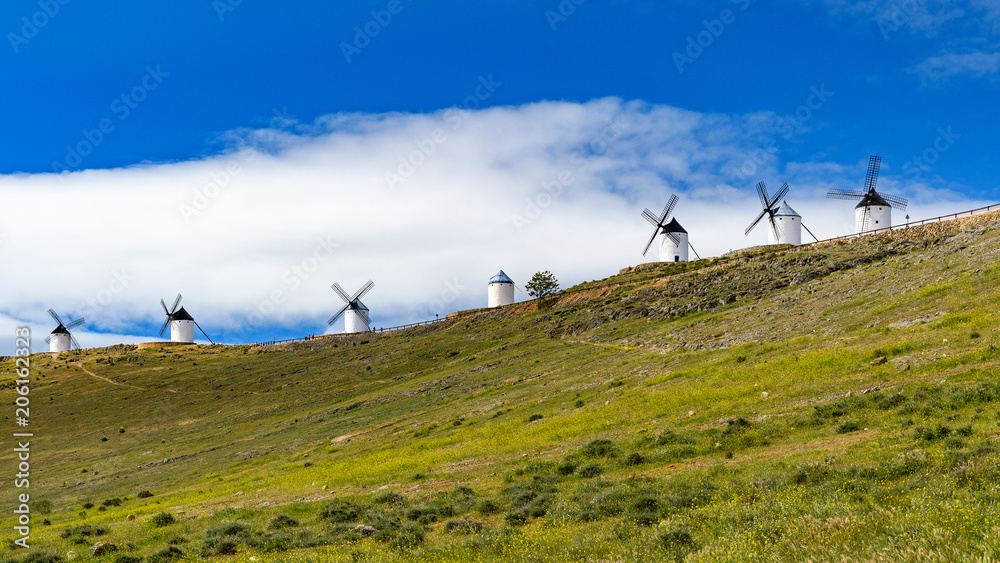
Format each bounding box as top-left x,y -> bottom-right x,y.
913,51 -> 1000,80
0,99 -> 980,354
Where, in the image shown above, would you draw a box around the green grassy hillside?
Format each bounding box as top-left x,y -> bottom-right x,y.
5,212 -> 1000,562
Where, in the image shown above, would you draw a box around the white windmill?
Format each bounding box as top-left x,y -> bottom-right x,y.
329,280 -> 374,334
46,309 -> 84,353
745,181 -> 819,245
488,271 -> 516,308
159,294 -> 213,344
827,155 -> 908,233
641,194 -> 701,262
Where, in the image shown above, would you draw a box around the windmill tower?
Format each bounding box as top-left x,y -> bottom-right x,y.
46,309 -> 84,353
745,181 -> 819,245
329,280 -> 374,334
641,194 -> 700,262
827,155 -> 908,233
488,271 -> 515,308
159,294 -> 213,343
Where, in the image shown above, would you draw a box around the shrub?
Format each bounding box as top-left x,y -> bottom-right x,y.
444,518 -> 484,534
82,502 -> 94,509
102,498 -> 123,507
505,512 -> 527,526
477,499 -> 501,515
657,431 -> 695,446
721,418 -> 751,438
580,439 -> 617,458
320,499 -> 361,523
575,400 -> 584,408
625,453 -> 645,466
137,490 -> 154,499
269,514 -> 299,529
577,463 -> 604,478
60,525 -> 107,539
836,421 -> 861,434
34,500 -> 53,515
528,414 -> 544,423
15,552 -> 63,563
151,512 -> 176,527
147,546 -> 183,563
113,557 -> 141,563
557,461 -> 577,476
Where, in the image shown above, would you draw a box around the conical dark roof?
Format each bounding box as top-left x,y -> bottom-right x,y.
51,324 -> 69,335
661,218 -> 687,234
171,306 -> 194,321
856,191 -> 890,209
350,300 -> 369,311
489,270 -> 514,285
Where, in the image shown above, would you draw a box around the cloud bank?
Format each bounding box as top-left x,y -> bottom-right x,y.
0,98 -> 981,353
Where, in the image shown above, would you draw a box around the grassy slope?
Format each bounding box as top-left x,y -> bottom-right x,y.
5,212 -> 1000,562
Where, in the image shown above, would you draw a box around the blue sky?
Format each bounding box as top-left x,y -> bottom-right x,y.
1,0 -> 997,350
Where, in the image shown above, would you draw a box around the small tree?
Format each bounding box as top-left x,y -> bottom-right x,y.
526,271 -> 559,301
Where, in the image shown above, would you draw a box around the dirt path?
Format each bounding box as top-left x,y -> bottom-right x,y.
73,362 -> 147,390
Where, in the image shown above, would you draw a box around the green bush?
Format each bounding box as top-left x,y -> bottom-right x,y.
836,421 -> 861,434
137,490 -> 154,499
15,552 -> 63,563
320,499 -> 361,523
151,512 -> 176,527
625,452 -> 645,466
528,414 -> 544,423
477,499 -> 501,515
113,556 -> 141,563
580,439 -> 617,458
147,546 -> 183,563
577,463 -> 604,478
269,514 -> 299,529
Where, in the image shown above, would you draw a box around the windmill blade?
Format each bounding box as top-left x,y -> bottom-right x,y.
661,194 -> 679,222
859,206 -> 871,233
802,222 -> 820,242
70,335 -> 82,350
827,188 -> 867,200
193,320 -> 215,344
878,192 -> 909,210
688,242 -> 702,261
641,227 -> 659,257
641,208 -> 661,228
665,231 -> 681,245
354,307 -> 371,327
864,155 -> 881,193
328,304 -> 350,326
768,183 -> 789,209
44,334 -> 52,344
161,298 -> 171,316
158,318 -> 171,337
352,279 -> 375,302
47,308 -> 64,326
745,208 -> 770,236
65,318 -> 85,330
170,294 -> 183,314
755,181 -> 769,210
768,216 -> 781,242
331,282 -> 352,304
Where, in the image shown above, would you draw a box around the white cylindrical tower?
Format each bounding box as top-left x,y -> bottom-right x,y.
657,219 -> 689,262
769,202 -> 802,245
344,304 -> 370,333
49,328 -> 71,353
170,307 -> 195,343
488,271 -> 516,307
856,201 -> 891,233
